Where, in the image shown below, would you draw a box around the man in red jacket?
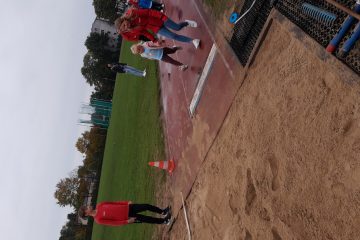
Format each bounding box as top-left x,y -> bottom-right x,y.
79,201 -> 172,226
115,8 -> 200,48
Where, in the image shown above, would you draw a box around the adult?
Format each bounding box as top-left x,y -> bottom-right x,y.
107,63 -> 146,77
115,8 -> 200,48
79,201 -> 172,226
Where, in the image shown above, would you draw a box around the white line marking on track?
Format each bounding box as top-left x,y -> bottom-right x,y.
180,192 -> 192,240
189,43 -> 217,117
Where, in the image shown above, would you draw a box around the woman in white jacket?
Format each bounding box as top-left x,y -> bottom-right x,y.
130,41 -> 188,71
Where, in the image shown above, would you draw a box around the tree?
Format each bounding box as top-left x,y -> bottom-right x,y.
77,165 -> 88,178
85,32 -> 120,61
75,131 -> 91,155
81,32 -> 119,99
81,53 -> 103,87
59,212 -> 86,240
75,230 -> 86,240
93,0 -> 118,22
54,171 -> 81,208
90,89 -> 113,101
85,32 -> 110,57
75,128 -> 107,157
81,52 -> 115,88
74,128 -> 107,177
67,213 -> 78,223
59,224 -> 75,240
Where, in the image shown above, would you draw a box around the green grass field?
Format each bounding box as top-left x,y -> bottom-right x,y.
91,41 -> 165,239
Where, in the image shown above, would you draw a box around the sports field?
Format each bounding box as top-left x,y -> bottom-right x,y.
91,41 -> 165,239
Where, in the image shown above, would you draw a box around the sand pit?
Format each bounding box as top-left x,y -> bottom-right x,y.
165,13 -> 360,240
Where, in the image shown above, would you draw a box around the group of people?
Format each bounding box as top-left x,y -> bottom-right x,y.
80,0 -> 200,227
108,0 -> 200,77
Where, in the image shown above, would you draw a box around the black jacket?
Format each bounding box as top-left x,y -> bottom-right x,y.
110,63 -> 127,73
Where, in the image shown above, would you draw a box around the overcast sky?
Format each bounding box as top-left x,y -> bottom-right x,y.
0,0 -> 96,239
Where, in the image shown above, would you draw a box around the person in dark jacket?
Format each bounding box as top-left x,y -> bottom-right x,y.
108,63 -> 146,77
115,8 -> 200,48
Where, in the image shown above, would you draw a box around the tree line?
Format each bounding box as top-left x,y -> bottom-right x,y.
55,127 -> 107,240
54,1 -> 127,239
82,32 -> 120,100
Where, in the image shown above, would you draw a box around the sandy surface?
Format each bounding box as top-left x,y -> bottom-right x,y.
164,18 -> 360,240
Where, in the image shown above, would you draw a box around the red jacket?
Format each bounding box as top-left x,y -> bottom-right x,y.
94,201 -> 130,226
121,8 -> 168,42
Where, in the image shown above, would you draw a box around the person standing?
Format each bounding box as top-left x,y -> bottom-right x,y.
79,201 -> 172,226
131,41 -> 188,71
115,8 -> 200,48
107,63 -> 146,77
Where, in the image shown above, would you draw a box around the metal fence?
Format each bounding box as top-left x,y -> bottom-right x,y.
229,0 -> 360,75
229,0 -> 273,66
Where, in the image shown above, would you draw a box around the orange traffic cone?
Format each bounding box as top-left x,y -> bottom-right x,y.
148,159 -> 175,174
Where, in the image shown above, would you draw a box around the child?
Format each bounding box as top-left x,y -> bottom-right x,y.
127,0 -> 164,11
131,41 -> 188,71
115,8 -> 200,48
107,63 -> 146,77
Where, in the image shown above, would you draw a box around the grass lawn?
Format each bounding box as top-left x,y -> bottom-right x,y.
203,0 -> 238,19
91,41 -> 165,239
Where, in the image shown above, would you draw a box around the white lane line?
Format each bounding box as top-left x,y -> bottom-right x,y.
189,43 -> 217,117
180,192 -> 192,240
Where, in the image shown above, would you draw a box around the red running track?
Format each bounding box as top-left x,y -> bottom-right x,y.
158,0 -> 244,212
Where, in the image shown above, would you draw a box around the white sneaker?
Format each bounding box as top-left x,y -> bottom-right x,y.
162,206 -> 172,216
172,45 -> 183,50
185,19 -> 198,28
179,64 -> 188,71
192,39 -> 200,49
164,217 -> 173,226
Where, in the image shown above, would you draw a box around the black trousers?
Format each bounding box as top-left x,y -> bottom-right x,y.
161,47 -> 183,66
128,204 -> 166,224
151,1 -> 163,11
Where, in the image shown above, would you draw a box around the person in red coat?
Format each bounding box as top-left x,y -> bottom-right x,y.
79,201 -> 172,226
115,8 -> 200,48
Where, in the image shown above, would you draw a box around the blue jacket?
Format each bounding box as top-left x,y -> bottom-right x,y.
139,0 -> 152,8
